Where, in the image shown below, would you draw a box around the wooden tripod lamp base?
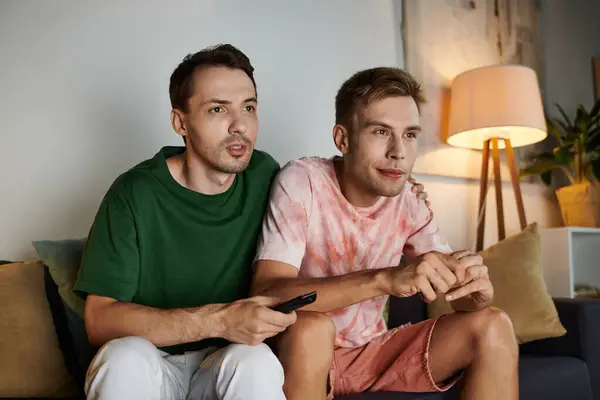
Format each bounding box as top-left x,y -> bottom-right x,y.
476,137 -> 528,252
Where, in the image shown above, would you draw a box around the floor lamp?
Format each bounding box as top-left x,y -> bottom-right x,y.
446,65 -> 547,252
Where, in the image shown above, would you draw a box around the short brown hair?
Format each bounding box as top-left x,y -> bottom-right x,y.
335,67 -> 425,128
169,44 -> 256,113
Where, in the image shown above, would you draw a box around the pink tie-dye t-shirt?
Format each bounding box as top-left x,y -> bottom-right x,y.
254,157 -> 453,348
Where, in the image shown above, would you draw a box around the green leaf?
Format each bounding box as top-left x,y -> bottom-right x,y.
520,165 -> 561,177
556,103 -> 573,128
576,105 -> 590,126
589,128 -> 600,150
589,97 -> 600,120
525,151 -> 555,162
553,117 -> 570,134
546,119 -> 564,144
554,146 -> 573,164
593,159 -> 600,182
586,150 -> 600,163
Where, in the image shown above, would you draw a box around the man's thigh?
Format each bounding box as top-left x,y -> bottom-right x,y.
85,336 -> 189,400
330,318 -> 459,396
187,343 -> 285,400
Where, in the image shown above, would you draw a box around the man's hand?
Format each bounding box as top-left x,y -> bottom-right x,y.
445,251 -> 493,308
408,175 -> 429,207
384,252 -> 459,302
215,296 -> 297,346
383,250 -> 493,308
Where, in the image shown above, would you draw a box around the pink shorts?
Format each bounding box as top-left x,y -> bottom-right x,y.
327,317 -> 459,399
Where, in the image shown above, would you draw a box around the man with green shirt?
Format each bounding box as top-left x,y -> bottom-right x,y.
74,44 -> 297,400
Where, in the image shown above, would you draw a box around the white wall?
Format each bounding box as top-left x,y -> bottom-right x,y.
0,0 -> 402,260
540,0 -> 600,118
0,0 -> 561,261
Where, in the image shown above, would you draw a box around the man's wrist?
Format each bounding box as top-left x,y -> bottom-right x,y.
374,268 -> 393,295
191,303 -> 228,340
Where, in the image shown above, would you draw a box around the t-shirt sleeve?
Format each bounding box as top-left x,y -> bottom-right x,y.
74,185 -> 140,302
253,162 -> 312,269
403,198 -> 453,262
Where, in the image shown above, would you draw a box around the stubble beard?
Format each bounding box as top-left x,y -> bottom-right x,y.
209,136 -> 254,174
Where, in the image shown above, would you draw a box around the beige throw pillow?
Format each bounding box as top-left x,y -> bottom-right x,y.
427,223 -> 567,344
0,261 -> 76,397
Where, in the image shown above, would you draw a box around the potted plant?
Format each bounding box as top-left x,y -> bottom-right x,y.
520,98 -> 600,227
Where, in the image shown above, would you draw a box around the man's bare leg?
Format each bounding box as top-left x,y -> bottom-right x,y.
428,307 -> 519,400
274,311 -> 336,400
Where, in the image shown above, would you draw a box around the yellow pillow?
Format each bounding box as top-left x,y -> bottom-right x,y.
0,260 -> 76,397
427,223 -> 567,344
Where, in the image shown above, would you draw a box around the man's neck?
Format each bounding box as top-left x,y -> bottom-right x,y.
333,157 -> 379,208
167,150 -> 235,195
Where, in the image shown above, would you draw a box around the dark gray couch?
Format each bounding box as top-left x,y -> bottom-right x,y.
3,264 -> 599,400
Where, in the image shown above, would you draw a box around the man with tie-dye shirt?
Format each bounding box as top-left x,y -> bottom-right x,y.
251,67 -> 518,400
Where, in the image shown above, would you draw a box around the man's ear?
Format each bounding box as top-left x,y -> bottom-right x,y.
170,109 -> 188,142
333,124 -> 351,155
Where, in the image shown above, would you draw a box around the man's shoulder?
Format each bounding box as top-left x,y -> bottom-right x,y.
277,156 -> 332,182
102,152 -> 164,205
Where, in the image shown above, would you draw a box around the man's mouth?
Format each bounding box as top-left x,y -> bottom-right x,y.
227,143 -> 248,157
377,168 -> 405,179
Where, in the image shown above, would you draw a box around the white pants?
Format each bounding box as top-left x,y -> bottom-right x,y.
85,337 -> 286,400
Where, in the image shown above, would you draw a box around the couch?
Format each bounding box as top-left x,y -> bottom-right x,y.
1,262 -> 599,400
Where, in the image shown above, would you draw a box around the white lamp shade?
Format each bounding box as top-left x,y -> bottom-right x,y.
447,65 -> 547,150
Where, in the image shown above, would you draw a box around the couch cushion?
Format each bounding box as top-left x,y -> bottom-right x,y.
519,355 -> 593,399
32,238 -> 87,316
0,261 -> 76,398
427,223 -> 566,343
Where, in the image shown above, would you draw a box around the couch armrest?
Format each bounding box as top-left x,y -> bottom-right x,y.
520,298 -> 600,400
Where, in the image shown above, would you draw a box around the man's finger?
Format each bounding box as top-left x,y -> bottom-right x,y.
464,265 -> 489,283
445,279 -> 486,301
259,307 -> 297,328
451,250 -> 472,260
459,254 -> 483,268
426,268 -> 450,294
249,295 -> 283,307
417,276 -> 437,303
433,261 -> 458,289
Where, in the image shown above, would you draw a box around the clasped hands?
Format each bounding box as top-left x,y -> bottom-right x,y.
386,250 -> 494,306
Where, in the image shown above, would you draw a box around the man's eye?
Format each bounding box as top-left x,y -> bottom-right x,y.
406,131 -> 417,139
244,105 -> 255,112
209,106 -> 224,113
375,129 -> 389,135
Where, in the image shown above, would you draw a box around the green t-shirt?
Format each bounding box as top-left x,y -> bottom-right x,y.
74,146 -> 279,354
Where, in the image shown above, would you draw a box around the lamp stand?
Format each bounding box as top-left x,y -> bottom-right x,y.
476,138 -> 527,251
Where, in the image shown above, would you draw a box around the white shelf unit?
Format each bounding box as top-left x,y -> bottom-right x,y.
539,227 -> 600,298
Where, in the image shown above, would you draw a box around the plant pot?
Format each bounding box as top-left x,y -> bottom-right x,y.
555,182 -> 600,227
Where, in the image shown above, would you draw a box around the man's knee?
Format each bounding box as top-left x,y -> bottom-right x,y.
85,337 -> 165,398
87,337 -> 161,382
219,343 -> 283,379
92,336 -> 159,365
468,307 -> 518,355
280,311 -> 336,346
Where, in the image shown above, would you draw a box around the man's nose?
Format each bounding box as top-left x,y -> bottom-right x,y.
387,138 -> 405,160
229,114 -> 248,136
